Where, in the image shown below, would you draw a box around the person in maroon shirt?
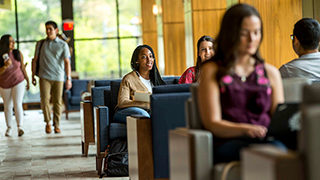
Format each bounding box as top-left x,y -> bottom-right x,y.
198,4 -> 286,164
178,35 -> 214,84
0,34 -> 29,137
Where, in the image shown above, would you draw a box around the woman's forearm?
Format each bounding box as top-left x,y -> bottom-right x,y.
0,66 -> 8,75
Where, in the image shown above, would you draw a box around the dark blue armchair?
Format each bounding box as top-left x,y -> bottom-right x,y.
64,79 -> 89,119
94,76 -> 180,175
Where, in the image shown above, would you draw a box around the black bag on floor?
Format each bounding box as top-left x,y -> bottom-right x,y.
100,139 -> 128,178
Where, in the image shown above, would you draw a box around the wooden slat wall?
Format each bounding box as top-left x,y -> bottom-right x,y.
141,0 -> 158,61
183,0 -> 226,68
241,0 -> 302,68
191,0 -> 226,64
314,0 -> 320,22
162,0 -> 186,75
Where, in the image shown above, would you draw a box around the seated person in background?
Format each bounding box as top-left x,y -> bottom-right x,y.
178,35 -> 214,84
279,18 -> 320,80
198,4 -> 286,164
114,45 -> 166,123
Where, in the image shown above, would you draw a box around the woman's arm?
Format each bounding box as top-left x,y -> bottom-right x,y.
117,78 -> 149,109
178,67 -> 196,84
0,59 -> 12,75
19,51 -> 30,90
198,61 -> 267,138
265,63 -> 285,115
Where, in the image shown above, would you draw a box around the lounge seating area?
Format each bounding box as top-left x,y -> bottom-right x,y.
1,76 -> 320,180
64,76 -> 316,180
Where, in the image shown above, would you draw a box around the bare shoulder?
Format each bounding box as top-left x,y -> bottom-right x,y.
264,63 -> 280,78
201,61 -> 219,79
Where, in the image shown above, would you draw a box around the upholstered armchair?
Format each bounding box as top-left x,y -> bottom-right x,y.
64,79 -> 89,119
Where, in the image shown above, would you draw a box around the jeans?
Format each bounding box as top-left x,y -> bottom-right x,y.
214,138 -> 287,164
113,107 -> 150,124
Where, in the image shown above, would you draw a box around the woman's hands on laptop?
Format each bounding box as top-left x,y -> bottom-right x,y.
243,124 -> 268,138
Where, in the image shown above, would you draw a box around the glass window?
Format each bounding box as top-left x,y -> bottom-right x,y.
118,0 -> 141,37
75,39 -> 120,79
15,0 -> 61,103
120,38 -> 142,76
73,0 -> 117,39
0,0 -> 143,103
19,42 -> 40,102
0,2 -> 16,38
17,0 -> 61,41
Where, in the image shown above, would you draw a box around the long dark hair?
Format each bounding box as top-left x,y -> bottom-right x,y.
0,34 -> 20,68
212,4 -> 264,81
195,35 -> 214,82
130,45 -> 166,86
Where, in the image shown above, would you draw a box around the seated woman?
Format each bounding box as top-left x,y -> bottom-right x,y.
198,4 -> 286,164
178,35 -> 214,84
114,45 -> 166,123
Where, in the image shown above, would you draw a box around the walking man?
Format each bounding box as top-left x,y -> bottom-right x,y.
32,21 -> 72,133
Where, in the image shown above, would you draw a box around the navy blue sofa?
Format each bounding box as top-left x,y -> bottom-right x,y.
94,76 -> 181,174
64,79 -> 89,119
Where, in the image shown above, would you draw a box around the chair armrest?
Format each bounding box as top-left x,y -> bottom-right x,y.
169,128 -> 213,180
65,90 -> 71,100
94,105 -> 110,157
127,116 -> 154,180
241,145 -> 303,180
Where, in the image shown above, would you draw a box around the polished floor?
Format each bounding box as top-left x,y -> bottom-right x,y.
0,110 -> 129,180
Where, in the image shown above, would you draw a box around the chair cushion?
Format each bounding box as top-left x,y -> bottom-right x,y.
109,123 -> 127,140
70,96 -> 81,105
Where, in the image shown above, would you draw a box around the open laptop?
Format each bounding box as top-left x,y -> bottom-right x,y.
266,103 -> 300,150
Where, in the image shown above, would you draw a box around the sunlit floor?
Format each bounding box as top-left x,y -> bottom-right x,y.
0,110 -> 129,180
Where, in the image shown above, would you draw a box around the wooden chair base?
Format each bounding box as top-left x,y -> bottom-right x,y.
81,141 -> 95,157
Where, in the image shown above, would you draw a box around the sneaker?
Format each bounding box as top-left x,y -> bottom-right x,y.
18,128 -> 24,137
5,127 -> 12,137
54,127 -> 61,133
45,124 -> 52,134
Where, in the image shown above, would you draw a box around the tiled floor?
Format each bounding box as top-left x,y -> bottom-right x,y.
0,110 -> 129,180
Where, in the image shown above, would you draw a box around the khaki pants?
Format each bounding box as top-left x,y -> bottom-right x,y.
40,78 -> 64,128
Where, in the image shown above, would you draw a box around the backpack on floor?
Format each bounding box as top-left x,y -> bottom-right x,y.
100,138 -> 128,178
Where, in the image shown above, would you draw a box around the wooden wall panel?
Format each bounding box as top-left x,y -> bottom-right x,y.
192,10 -> 225,64
143,32 -> 158,61
192,0 -> 226,10
162,0 -> 184,23
141,0 -> 157,32
314,0 -> 320,22
163,23 -> 186,75
161,0 -> 186,75
241,0 -> 302,68
141,0 -> 158,61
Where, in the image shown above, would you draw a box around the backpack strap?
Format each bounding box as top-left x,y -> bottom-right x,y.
37,39 -> 45,58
